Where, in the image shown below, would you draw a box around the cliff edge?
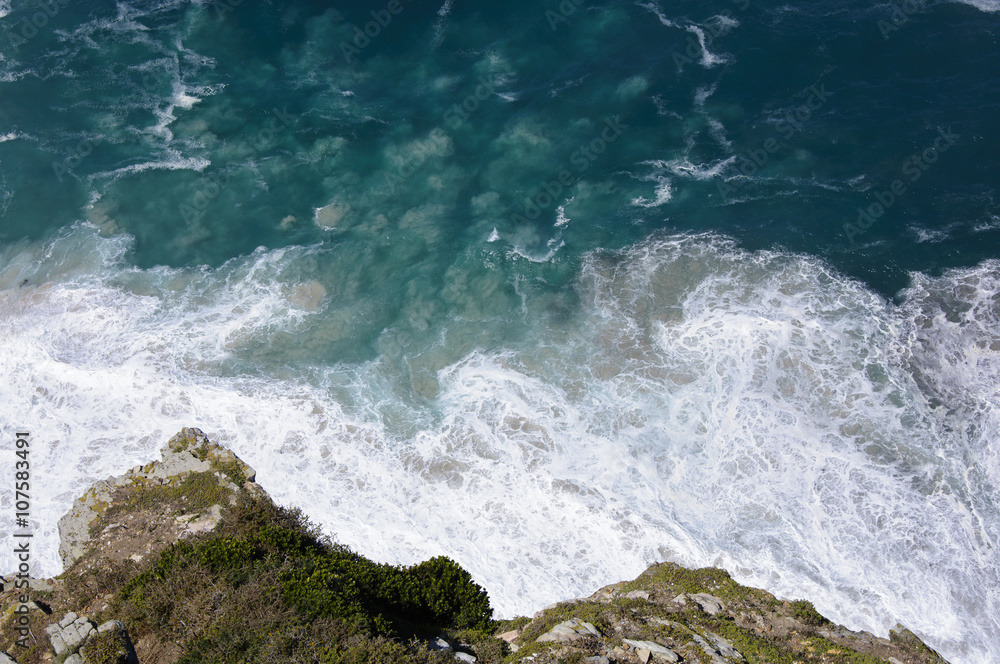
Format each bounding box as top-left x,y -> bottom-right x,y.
0,428 -> 950,664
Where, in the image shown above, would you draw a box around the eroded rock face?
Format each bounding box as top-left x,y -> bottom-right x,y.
507,562 -> 950,664
537,618 -> 602,643
56,427 -> 261,568
622,639 -> 679,662
44,613 -> 138,664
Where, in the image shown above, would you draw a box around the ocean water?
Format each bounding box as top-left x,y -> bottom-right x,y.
1,0 -> 999,661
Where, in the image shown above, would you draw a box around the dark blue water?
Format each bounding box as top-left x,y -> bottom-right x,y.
2,1 -> 999,661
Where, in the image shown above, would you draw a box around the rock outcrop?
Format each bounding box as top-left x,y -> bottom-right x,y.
504,563 -> 950,664
44,612 -> 137,664
57,428 -> 262,570
0,428 -> 262,664
0,428 -> 953,664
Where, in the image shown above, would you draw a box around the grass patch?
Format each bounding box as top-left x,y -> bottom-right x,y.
91,471 -> 232,537
788,599 -> 830,626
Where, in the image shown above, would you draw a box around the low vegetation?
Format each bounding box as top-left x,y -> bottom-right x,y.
106,493 -> 497,663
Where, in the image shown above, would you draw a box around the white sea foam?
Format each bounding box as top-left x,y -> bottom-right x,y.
629,157 -> 736,207
91,152 -> 211,181
433,0 -> 454,47
555,202 -> 572,228
949,0 -> 1000,11
631,178 -> 673,207
0,228 -> 997,664
0,0 -> 10,19
686,26 -> 728,68
636,1 -> 676,27
507,236 -> 565,263
973,213 -> 1000,233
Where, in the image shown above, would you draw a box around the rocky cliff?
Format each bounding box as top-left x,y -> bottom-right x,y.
0,428 -> 950,664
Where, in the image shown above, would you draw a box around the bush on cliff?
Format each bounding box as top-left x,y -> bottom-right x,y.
110,492 -> 495,663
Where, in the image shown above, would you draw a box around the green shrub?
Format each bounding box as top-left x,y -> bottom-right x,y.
408,556 -> 493,631
108,493 -> 496,662
788,599 -> 830,626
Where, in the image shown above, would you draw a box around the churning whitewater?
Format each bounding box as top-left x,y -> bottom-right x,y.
2,0 -> 999,662
1,227 -> 998,662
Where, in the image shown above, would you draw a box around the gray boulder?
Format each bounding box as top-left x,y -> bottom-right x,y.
45,613 -> 137,664
537,618 -> 602,643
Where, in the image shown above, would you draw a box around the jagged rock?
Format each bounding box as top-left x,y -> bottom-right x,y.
454,653 -> 476,663
26,577 -> 56,592
674,592 -> 725,615
0,650 -> 19,663
497,629 -> 520,643
586,657 -> 610,664
57,427 -> 260,568
623,639 -> 679,662
98,620 -> 125,634
429,637 -> 452,651
691,632 -> 743,663
705,631 -> 743,661
589,581 -> 627,603
176,504 -> 224,538
702,631 -> 743,661
890,624 -> 928,649
537,618 -> 602,643
81,620 -> 139,664
624,590 -> 650,600
43,613 -> 138,664
45,613 -> 95,657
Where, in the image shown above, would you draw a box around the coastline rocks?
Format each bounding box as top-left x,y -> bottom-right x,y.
44,612 -> 137,664
673,592 -> 725,615
505,561 -> 950,664
536,618 -> 602,643
57,427 -> 261,568
45,611 -> 93,658
0,429 -> 953,664
621,639 -> 679,662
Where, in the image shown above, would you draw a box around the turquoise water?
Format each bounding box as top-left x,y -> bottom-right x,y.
2,1 -> 999,661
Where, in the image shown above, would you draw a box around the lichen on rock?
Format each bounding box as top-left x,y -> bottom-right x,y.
56,428 -> 262,570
